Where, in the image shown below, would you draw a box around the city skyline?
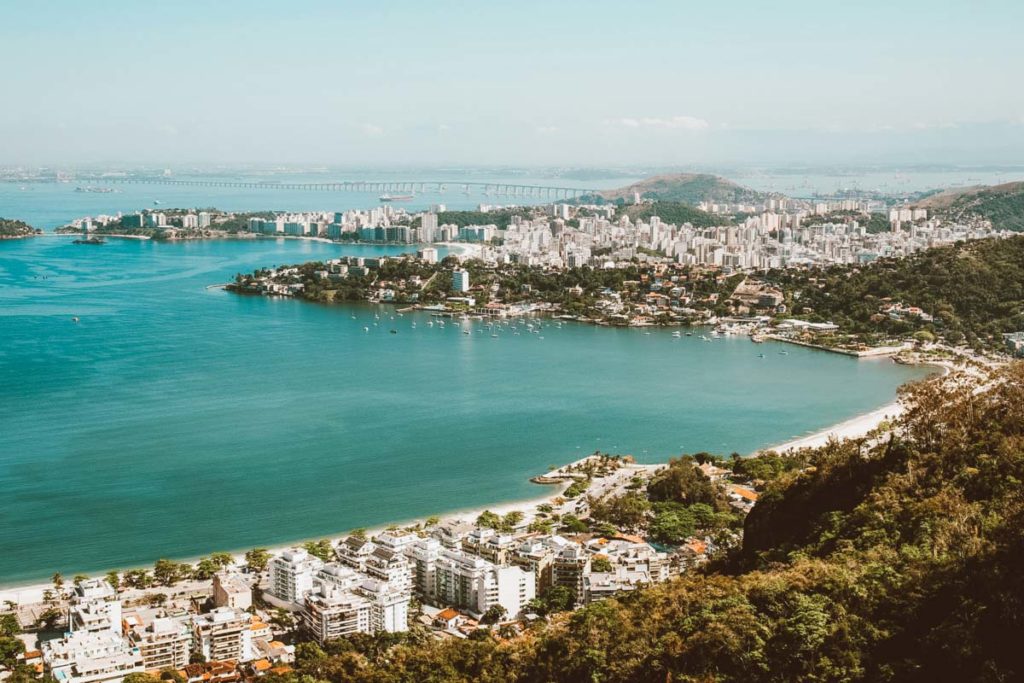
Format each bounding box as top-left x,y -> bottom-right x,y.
3,0 -> 1024,166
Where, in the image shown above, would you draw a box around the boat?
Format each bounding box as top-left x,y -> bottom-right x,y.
378,194 -> 415,202
363,326 -> 369,332
491,334 -> 498,338
672,331 -> 682,338
71,317 -> 79,323
463,330 -> 470,335
390,329 -> 398,334
758,353 -> 765,358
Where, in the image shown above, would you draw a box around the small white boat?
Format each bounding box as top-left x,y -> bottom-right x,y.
363,326 -> 369,332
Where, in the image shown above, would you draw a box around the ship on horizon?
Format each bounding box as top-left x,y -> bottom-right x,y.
379,193 -> 415,202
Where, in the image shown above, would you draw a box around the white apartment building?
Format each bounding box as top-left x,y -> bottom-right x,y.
452,269 -> 471,292
300,584 -> 371,644
129,617 -> 191,670
269,547 -> 324,604
356,578 -> 409,633
69,599 -> 122,636
191,607 -> 254,663
43,631 -> 144,683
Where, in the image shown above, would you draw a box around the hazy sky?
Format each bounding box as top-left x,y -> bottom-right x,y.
3,0 -> 1023,166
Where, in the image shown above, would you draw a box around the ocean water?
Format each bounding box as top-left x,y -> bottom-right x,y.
0,182 -> 932,585
0,236 -> 931,585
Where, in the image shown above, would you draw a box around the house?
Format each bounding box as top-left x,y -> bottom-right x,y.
433,608 -> 466,630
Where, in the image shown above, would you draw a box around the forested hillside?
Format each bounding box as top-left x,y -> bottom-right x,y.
767,235 -> 1024,348
252,364 -> 1024,682
0,218 -> 39,238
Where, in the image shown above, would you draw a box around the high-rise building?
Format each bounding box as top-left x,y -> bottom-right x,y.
191,607 -> 253,662
300,584 -> 371,644
452,269 -> 470,293
269,548 -> 324,604
129,617 -> 191,670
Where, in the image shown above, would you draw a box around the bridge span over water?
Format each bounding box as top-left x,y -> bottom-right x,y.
104,177 -> 600,199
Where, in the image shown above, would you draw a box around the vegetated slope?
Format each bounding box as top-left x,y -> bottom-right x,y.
616,200 -> 728,227
600,173 -> 766,205
0,218 -> 39,237
765,235 -> 1024,348
915,181 -> 1024,231
260,364 -> 1024,682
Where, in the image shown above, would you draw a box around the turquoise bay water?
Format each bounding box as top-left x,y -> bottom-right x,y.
0,236 -> 932,585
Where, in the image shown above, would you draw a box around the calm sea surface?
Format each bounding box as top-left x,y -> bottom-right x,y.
0,179 -> 932,585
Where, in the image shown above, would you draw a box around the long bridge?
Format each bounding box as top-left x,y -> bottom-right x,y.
101,177 -> 600,199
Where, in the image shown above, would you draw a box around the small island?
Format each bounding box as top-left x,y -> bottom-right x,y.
0,217 -> 41,239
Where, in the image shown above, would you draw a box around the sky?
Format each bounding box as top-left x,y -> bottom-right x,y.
2,0 -> 1023,167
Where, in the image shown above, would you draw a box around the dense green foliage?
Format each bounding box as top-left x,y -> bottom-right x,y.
943,182 -> 1024,231
0,218 -> 38,237
615,201 -> 728,228
248,365 -> 1024,681
433,208 -> 531,230
767,235 -> 1024,348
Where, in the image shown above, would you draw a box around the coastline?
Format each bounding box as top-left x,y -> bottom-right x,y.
759,401 -> 903,454
0,358 -> 951,601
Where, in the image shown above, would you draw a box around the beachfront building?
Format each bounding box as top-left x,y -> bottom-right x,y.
69,599 -> 122,637
213,571 -> 252,611
552,544 -> 591,607
192,607 -> 254,663
511,539 -> 556,592
462,528 -> 517,566
482,565 -> 535,618
43,630 -> 144,683
268,548 -> 323,605
300,584 -> 371,644
355,578 -> 409,633
426,546 -> 536,617
129,617 -> 191,670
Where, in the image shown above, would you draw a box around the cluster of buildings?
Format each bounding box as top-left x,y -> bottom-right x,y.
236,194 -> 1011,273
38,577 -> 291,683
260,519 -> 684,643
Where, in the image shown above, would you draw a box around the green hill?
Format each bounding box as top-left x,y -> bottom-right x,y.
600,173 -> 766,205
765,235 -> 1024,349
915,181 -> 1024,231
616,200 -> 728,227
0,218 -> 39,238
246,365 -> 1024,682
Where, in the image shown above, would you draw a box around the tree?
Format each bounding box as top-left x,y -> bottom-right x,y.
36,607 -> 61,631
122,673 -> 160,683
502,510 -> 525,530
425,516 -> 440,527
271,608 -> 294,631
480,605 -> 507,625
559,514 -> 588,533
0,636 -> 25,669
153,559 -> 186,586
646,457 -> 719,506
209,552 -> 234,568
302,539 -> 334,562
476,510 -> 501,529
591,557 -> 613,573
72,574 -> 88,587
158,667 -> 185,683
192,557 -> 219,581
590,493 -> 650,530
50,573 -> 63,593
105,571 -> 121,591
244,548 -> 270,574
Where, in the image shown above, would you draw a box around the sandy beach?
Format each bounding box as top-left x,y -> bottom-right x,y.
759,401 -> 903,454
